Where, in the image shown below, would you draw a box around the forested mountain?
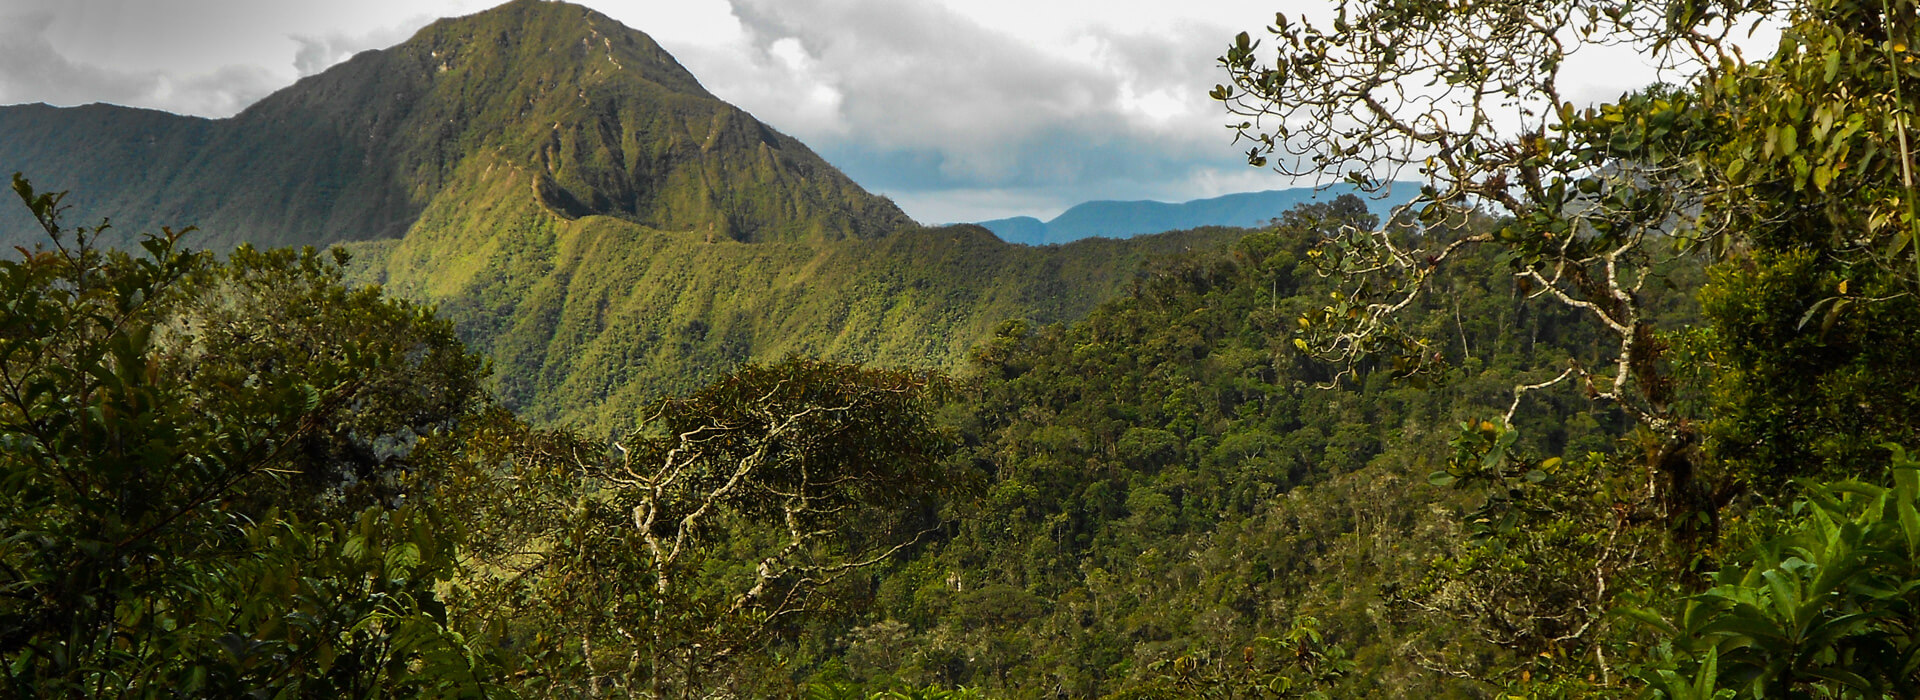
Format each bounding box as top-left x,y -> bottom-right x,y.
9,0 -> 1920,697
976,184 -> 1417,245
356,217 -> 1240,434
801,198 -> 1643,695
0,0 -> 1241,433
0,0 -> 907,250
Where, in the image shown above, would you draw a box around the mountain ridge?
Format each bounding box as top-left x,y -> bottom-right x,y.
0,0 -> 911,250
0,0 -> 1257,432
977,184 -> 1417,245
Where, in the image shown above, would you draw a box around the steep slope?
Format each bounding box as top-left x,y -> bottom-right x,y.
0,0 -> 1248,432
977,184 -> 1418,245
0,0 -> 909,249
807,200 -> 1635,695
350,172 -> 1242,433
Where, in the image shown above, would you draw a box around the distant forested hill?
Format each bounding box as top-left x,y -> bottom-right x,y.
976,184 -> 1418,245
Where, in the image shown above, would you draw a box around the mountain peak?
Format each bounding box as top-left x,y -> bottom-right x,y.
0,0 -> 911,249
243,0 -> 713,123
411,0 -> 711,100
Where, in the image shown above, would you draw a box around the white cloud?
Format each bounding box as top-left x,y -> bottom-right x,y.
291,20 -> 433,78
662,0 -> 1274,219
0,0 -> 1776,223
0,8 -> 283,115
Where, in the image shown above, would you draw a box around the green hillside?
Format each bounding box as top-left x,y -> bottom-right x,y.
10,0 -> 1920,696
0,0 -> 1247,432
346,163 -> 1240,433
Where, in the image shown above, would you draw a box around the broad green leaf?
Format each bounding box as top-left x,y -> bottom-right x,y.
1616,605 -> 1680,635
385,542 -> 423,576
1696,613 -> 1791,646
1799,666 -> 1875,691
1693,646 -> 1721,699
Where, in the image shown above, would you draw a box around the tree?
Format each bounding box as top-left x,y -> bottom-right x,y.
1629,446 -> 1920,697
1220,0 -> 1920,496
1216,0 -> 1920,688
445,358 -> 963,697
173,243 -> 487,507
1106,617 -> 1355,699
0,175 -> 497,696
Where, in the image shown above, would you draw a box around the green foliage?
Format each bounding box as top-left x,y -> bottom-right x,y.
1217,0 -> 1920,694
801,682 -> 989,700
1696,223 -> 1920,493
775,196 -> 1633,696
0,0 -> 1284,448
368,190 -> 1244,435
7,0 -> 1265,447
1669,0 -> 1920,495
0,175 -> 496,696
1629,446 -> 1920,697
1415,419 -> 1676,694
1215,0 -> 1920,488
437,357 -> 966,697
1105,617 -> 1355,699
176,243 -> 488,506
0,173 -> 1003,695
625,357 -> 958,522
9,0 -> 1920,697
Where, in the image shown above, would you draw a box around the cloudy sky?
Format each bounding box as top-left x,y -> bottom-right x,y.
0,0 -> 1706,223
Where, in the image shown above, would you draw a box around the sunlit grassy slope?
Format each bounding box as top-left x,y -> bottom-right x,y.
0,0 -> 1249,433
345,154 -> 1239,433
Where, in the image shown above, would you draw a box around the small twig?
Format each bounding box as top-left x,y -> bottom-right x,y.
1505,366 -> 1578,425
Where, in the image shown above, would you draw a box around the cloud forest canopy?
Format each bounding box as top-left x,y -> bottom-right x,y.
1216,0 -> 1920,693
12,0 -> 1920,696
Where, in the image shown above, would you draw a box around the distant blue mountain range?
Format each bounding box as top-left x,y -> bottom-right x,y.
975,183 -> 1419,246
